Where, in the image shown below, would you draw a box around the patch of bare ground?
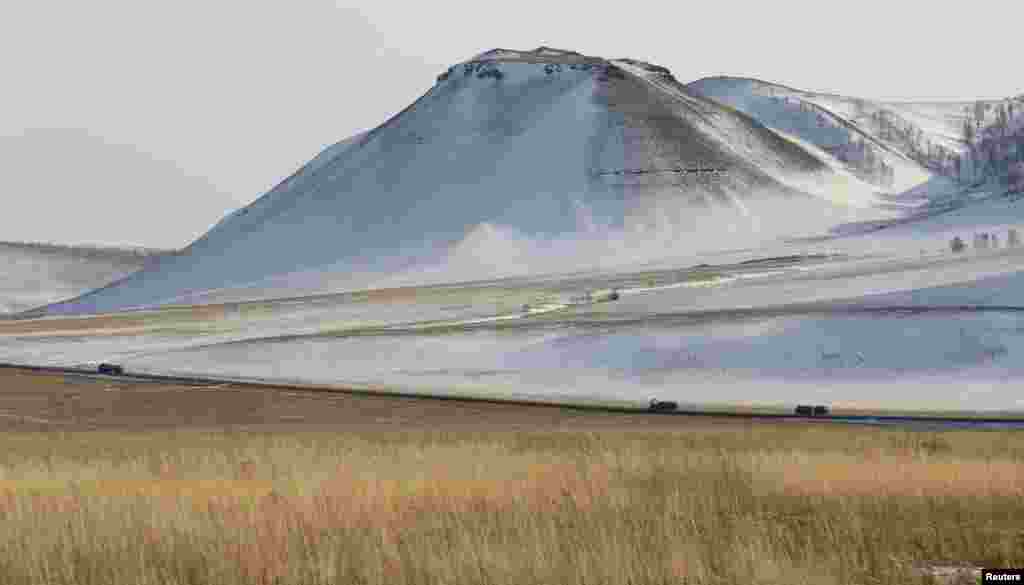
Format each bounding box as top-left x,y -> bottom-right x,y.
0,368 -> 712,432
0,304 -> 231,337
0,314 -> 152,335
0,368 -> 1023,584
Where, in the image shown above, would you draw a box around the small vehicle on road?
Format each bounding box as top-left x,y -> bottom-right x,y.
97,363 -> 124,376
648,399 -> 679,412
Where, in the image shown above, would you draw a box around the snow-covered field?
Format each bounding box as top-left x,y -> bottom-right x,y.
5,48 -> 1024,413
112,308 -> 1024,412
5,204 -> 1024,412
0,242 -> 163,315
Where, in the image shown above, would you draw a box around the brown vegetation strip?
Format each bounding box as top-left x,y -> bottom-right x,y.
0,315 -> 151,335
0,368 -> 720,432
768,454 -> 1024,497
0,415 -> 1022,584
0,304 -> 233,336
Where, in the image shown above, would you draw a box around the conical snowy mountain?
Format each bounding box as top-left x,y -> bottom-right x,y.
39,48 -> 893,315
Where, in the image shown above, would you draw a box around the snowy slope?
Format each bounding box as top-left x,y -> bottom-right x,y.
0,242 -> 169,314
38,48 -> 883,316
9,202 -> 1024,410
880,101 -> 974,153
693,83 -> 1024,203
686,77 -> 938,195
8,251 -> 1024,411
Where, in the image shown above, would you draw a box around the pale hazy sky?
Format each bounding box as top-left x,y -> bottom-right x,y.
3,0 -> 1020,248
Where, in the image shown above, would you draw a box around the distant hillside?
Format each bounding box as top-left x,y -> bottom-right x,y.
687,76 -> 1024,196
0,240 -> 179,261
0,242 -> 176,314
687,77 -> 937,193
955,97 -> 1024,191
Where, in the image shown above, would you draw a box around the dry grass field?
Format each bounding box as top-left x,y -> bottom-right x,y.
0,369 -> 1022,584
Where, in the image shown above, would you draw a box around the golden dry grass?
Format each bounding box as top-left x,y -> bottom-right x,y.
767,453 -> 1024,497
0,425 -> 1021,584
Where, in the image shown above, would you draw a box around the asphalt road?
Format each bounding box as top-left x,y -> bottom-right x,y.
1,362 -> 1022,430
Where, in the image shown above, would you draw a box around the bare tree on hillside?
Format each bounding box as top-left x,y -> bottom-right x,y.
975,101 -> 987,126
964,117 -> 976,144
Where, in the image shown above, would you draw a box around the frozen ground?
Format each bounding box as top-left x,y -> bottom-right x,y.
5,201 -> 1024,412
115,309 -> 1024,412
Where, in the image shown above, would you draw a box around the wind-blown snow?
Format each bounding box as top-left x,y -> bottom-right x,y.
39,54 -> 872,316
7,209 -> 1024,411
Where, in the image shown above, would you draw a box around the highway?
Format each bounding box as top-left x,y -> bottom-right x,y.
2,362 -> 1022,430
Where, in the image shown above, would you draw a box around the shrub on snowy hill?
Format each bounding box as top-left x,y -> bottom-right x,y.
477,67 -> 504,80
955,98 -> 1024,188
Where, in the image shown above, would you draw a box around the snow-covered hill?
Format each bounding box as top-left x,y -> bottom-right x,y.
688,78 -> 1024,201
686,77 -> 949,194
37,48 -> 894,315
0,241 -> 172,315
